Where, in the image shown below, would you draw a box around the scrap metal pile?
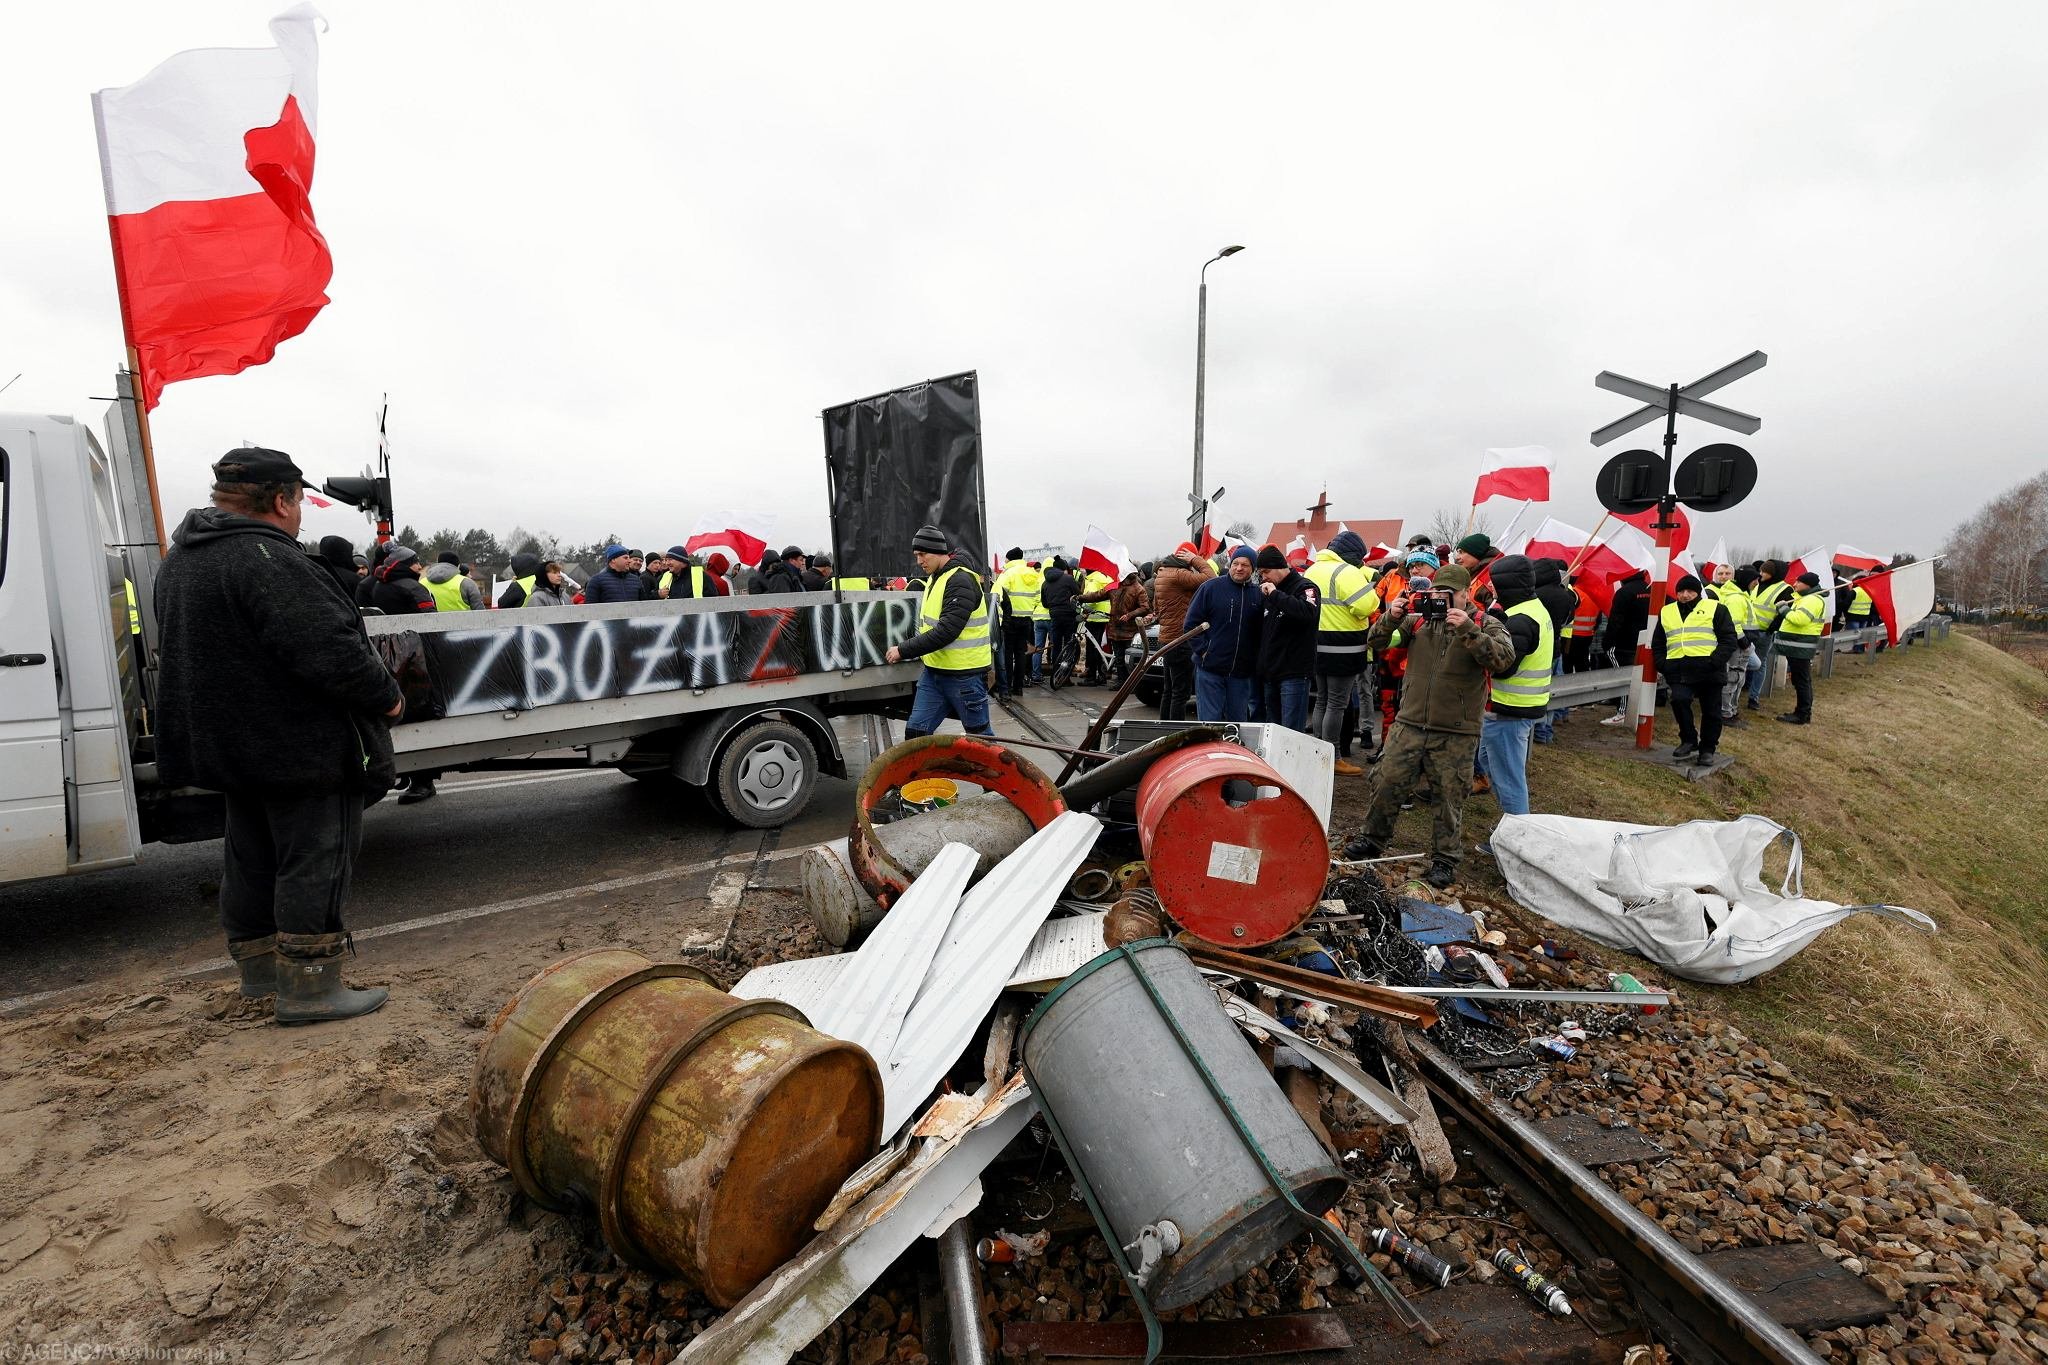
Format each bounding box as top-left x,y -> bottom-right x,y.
468,725 -> 1673,1364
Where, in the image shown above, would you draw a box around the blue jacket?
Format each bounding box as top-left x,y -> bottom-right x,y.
1183,573 -> 1262,677
583,567 -> 645,603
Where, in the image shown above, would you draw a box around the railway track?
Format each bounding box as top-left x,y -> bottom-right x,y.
1410,1038 -> 1826,1365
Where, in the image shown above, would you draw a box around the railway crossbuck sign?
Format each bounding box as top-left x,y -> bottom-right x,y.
1587,350 -> 1768,752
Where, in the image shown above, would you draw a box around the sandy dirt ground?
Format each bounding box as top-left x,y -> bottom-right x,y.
0,874 -> 821,1363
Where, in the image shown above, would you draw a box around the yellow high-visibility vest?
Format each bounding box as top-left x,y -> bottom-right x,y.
997,564 -> 1042,621
1083,570 -> 1112,621
920,567 -> 993,671
1779,592 -> 1829,639
660,566 -> 710,598
1751,580 -> 1790,619
832,576 -> 872,590
1712,582 -> 1753,630
424,574 -> 471,611
1489,600 -> 1555,709
1659,598 -> 1722,659
123,578 -> 141,635
1305,553 -> 1379,655
1847,585 -> 1874,620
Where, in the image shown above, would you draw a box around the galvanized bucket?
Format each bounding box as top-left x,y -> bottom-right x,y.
1021,939 -> 1345,1310
471,948 -> 882,1305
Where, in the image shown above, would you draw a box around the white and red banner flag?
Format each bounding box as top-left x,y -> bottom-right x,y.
1785,546 -> 1837,597
1860,560 -> 1936,645
684,512 -> 776,567
93,6 -> 332,409
1079,525 -> 1135,581
1472,446 -> 1553,505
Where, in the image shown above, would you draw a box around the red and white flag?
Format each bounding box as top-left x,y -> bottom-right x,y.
1699,537 -> 1729,582
1668,548 -> 1700,592
1079,524 -> 1135,581
1859,559 -> 1936,645
93,6 -> 332,409
1833,544 -> 1886,573
1784,545 -> 1836,596
1368,541 -> 1399,561
684,511 -> 775,567
1615,503 -> 1692,556
1472,445 -> 1553,505
303,490 -> 333,508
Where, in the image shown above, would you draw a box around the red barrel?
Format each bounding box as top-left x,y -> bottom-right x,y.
1134,742 -> 1327,947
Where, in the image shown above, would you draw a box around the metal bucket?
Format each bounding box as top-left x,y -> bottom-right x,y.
1020,940 -> 1345,1310
471,948 -> 883,1306
1135,742 -> 1327,947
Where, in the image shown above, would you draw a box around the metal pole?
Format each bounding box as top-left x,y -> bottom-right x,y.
1633,384 -> 1680,751
936,1217 -> 991,1365
1192,267 -> 1210,543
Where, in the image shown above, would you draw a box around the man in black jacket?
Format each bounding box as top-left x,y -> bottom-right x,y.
756,546 -> 811,595
584,545 -> 646,603
886,526 -> 995,738
369,545 -> 437,615
1040,557 -> 1081,680
1654,574 -> 1739,763
1599,570 -> 1651,725
155,448 -> 400,1026
314,535 -> 359,603
1254,545 -> 1320,731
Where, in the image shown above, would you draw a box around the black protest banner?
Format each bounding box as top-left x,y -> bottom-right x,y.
420,599 -> 921,718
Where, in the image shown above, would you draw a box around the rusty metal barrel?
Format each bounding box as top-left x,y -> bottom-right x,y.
471,948 -> 882,1305
1135,742 -> 1328,947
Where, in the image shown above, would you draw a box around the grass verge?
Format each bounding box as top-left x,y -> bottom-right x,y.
1340,633 -> 2048,1220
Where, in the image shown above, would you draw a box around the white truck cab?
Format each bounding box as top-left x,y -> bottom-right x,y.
0,413 -> 144,879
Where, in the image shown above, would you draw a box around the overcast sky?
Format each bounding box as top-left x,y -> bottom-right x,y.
6,1 -> 2044,565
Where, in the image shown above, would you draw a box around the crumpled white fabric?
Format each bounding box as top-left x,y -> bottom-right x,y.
1490,813 -> 1938,983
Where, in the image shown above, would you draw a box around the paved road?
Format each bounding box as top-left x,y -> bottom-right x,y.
0,690 -> 1116,1008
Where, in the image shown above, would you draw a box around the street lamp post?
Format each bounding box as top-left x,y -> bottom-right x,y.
1192,244 -> 1244,543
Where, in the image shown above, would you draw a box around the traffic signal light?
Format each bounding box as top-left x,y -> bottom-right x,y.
321,474 -> 393,528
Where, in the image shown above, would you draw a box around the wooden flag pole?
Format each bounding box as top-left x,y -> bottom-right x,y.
1562,511 -> 1616,578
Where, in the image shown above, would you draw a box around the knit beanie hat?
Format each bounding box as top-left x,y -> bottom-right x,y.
1796,571 -> 1821,587
1675,574 -> 1702,595
1006,547 -> 1023,561
1255,545 -> 1288,569
1405,549 -> 1440,570
1229,544 -> 1257,562
911,525 -> 950,554
1456,533 -> 1493,558
1328,529 -> 1367,562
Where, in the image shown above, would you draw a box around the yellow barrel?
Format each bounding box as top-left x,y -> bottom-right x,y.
471,948 -> 882,1305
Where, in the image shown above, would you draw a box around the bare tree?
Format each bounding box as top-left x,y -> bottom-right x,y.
1423,505 -> 1494,546
1225,518 -> 1257,541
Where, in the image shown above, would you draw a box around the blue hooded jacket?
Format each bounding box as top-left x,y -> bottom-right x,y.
1183,556 -> 1263,678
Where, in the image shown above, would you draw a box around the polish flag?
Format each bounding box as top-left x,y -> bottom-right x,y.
684,511 -> 775,567
303,490 -> 333,508
93,7 -> 332,410
1616,504 -> 1692,556
1668,548 -> 1700,592
1564,522 -> 1658,614
1859,559 -> 1936,645
1784,545 -> 1836,596
1699,537 -> 1729,583
1833,544 -> 1887,573
1520,517 -> 1590,567
1368,541 -> 1399,561
1079,524 -> 1135,581
1285,533 -> 1309,558
1472,446 -> 1553,505
1195,524 -> 1222,558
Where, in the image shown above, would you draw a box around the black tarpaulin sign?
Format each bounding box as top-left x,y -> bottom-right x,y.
413,599 -> 918,717
822,371 -> 987,582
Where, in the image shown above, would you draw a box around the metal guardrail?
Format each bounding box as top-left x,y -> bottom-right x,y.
1545,615 -> 1951,711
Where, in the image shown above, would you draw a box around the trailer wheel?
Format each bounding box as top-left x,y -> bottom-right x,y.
711,720 -> 818,828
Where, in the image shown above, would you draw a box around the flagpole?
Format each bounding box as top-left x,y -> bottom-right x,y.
1562,512 -> 1615,577
92,90 -> 169,558
1492,499 -> 1535,553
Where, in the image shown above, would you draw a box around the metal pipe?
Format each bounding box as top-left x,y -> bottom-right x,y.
1054,623 -> 1210,783
1383,985 -> 1672,1007
1412,1037 -> 1824,1365
1057,724 -> 1225,809
936,1216 -> 992,1365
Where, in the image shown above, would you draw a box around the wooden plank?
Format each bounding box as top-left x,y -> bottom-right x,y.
1534,1114 -> 1667,1168
1698,1242 -> 1893,1333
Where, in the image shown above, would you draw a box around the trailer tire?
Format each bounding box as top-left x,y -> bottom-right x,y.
711,719 -> 818,828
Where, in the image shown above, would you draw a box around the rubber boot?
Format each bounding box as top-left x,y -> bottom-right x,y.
275,932 -> 389,1025
228,933 -> 277,998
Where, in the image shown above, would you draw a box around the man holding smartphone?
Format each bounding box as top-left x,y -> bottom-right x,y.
1340,564 -> 1514,888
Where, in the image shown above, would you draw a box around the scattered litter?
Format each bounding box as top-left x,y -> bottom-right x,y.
1493,1247 -> 1574,1316
974,1227 -> 1051,1263
1369,1226 -> 1459,1288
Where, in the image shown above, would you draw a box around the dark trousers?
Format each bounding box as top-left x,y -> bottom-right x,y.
1160,647 -> 1196,721
1564,635 -> 1594,673
1048,611 -> 1079,677
1786,655 -> 1814,718
220,789 -> 365,941
1083,622 -> 1108,682
1669,667 -> 1726,753
1003,621 -> 1035,696
1263,674 -> 1311,731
